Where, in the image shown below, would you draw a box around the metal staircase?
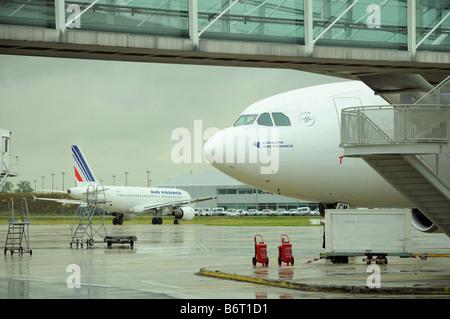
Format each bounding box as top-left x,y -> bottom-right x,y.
361,155 -> 450,237
4,198 -> 31,255
340,76 -> 450,237
70,185 -> 108,248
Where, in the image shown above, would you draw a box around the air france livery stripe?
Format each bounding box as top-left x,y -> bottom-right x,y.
72,145 -> 96,182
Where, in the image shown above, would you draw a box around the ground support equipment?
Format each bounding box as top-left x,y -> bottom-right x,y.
104,236 -> 137,248
252,234 -> 268,266
4,198 -> 32,255
70,185 -> 108,248
320,251 -> 413,264
278,234 -> 294,266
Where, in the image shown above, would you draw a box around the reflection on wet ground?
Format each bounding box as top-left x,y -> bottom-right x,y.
0,224 -> 449,299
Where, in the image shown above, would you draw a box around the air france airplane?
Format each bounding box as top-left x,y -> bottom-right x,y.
36,145 -> 214,225
203,81 -> 436,233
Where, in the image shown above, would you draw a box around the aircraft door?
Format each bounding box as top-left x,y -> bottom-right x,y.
1,136 -> 10,171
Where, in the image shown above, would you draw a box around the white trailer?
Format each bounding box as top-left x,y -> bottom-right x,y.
322,209 -> 412,264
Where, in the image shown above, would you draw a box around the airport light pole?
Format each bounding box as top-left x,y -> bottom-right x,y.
146,170 -> 151,187
125,172 -> 128,186
112,175 -> 116,186
62,172 -> 65,191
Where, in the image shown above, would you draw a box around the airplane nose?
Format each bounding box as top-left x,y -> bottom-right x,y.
203,128 -> 235,174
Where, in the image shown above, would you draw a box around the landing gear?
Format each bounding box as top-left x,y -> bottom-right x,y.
319,203 -> 338,217
112,213 -> 124,225
174,219 -> 180,225
330,256 -> 349,264
152,217 -> 163,225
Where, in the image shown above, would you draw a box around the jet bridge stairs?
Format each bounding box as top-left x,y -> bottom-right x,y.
340,77 -> 450,237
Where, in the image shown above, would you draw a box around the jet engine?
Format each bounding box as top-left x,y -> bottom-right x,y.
412,209 -> 440,233
173,206 -> 195,221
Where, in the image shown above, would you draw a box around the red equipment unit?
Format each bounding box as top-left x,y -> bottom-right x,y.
252,234 -> 268,266
278,234 -> 294,266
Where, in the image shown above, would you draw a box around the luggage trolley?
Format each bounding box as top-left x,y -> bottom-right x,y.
278,234 -> 294,265
252,234 -> 268,266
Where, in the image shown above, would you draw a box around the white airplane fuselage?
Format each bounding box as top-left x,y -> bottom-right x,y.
68,186 -> 192,215
204,81 -> 412,209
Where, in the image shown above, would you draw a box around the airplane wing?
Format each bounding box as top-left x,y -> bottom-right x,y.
40,189 -> 68,194
33,196 -> 84,206
135,196 -> 216,214
189,196 -> 216,203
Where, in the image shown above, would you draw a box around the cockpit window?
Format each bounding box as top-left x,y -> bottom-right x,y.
234,112 -> 290,127
233,114 -> 258,126
272,112 -> 291,126
257,113 -> 273,126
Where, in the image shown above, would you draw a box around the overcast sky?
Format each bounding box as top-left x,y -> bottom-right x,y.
0,54 -> 343,191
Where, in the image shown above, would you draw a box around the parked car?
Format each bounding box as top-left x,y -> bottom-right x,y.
246,209 -> 259,216
236,209 -> 247,216
225,209 -> 239,216
211,207 -> 224,216
309,209 -> 320,216
198,208 -> 211,216
261,209 -> 276,216
296,207 -> 310,216
276,209 -> 287,216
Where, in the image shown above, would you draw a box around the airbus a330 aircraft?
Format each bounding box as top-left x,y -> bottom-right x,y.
203,81 -> 440,234
37,145 -> 214,225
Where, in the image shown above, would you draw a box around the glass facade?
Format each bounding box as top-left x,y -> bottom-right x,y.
415,0 -> 450,51
0,0 -> 55,28
0,1 -> 448,51
198,0 -> 304,44
216,187 -> 318,211
313,0 -> 407,49
66,0 -> 189,36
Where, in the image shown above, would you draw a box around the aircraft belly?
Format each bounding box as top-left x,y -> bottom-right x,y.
230,157 -> 412,208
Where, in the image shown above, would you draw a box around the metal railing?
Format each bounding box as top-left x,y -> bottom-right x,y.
416,75 -> 450,105
340,104 -> 449,146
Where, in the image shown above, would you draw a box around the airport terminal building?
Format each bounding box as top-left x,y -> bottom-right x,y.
159,171 -> 316,212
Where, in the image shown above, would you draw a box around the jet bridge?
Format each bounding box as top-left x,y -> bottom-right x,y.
340,76 -> 450,237
0,129 -> 19,190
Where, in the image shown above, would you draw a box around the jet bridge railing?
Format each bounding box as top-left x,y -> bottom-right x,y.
340,104 -> 449,146
416,75 -> 450,105
340,104 -> 450,188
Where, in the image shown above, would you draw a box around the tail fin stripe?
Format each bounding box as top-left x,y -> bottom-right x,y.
74,166 -> 84,182
71,145 -> 96,182
72,151 -> 90,181
72,147 -> 89,181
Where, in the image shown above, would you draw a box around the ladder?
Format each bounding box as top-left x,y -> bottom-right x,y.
70,185 -> 108,248
4,198 -> 32,255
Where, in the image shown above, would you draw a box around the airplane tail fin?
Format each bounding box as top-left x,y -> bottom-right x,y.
71,145 -> 99,187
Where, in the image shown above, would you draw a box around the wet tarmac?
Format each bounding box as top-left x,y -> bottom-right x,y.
1,223 -> 450,300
